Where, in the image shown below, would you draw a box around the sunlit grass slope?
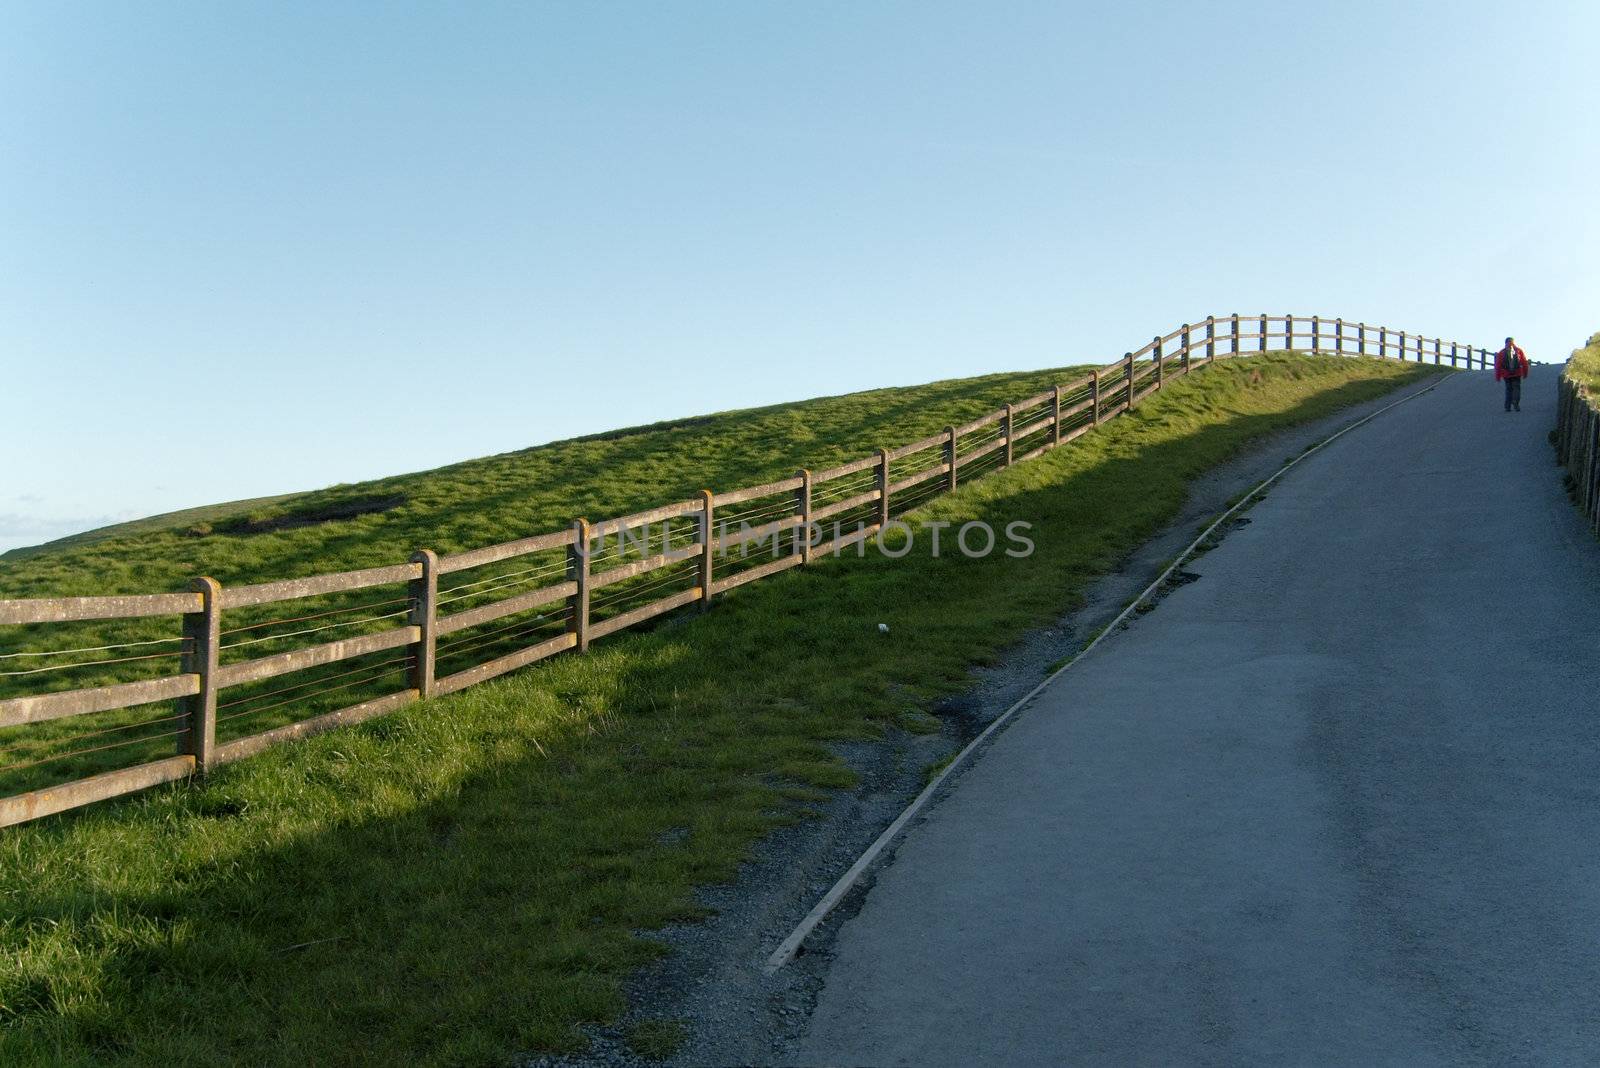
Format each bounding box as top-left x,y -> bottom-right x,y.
1568,331 -> 1600,392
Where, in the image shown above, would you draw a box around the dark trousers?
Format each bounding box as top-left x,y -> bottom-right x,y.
1504,376 -> 1522,410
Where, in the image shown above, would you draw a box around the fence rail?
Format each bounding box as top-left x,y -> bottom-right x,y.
1555,366 -> 1599,537
0,314 -> 1494,827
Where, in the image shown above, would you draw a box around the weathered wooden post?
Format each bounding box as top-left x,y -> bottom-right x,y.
1153,337 -> 1163,390
1231,313 -> 1240,354
180,576 -> 221,773
1181,324 -> 1191,373
1399,330 -> 1408,361
569,519 -> 592,646
1259,314 -> 1268,352
1335,318 -> 1344,354
1358,322 -> 1366,355
1091,369 -> 1101,425
408,549 -> 438,698
1206,316 -> 1215,362
1433,338 -> 1441,365
1124,352 -> 1136,409
696,492 -> 714,607
944,426 -> 958,492
1000,406 -> 1013,466
796,469 -> 813,563
1450,342 -> 1458,367
875,448 -> 891,527
1051,385 -> 1062,446
1312,315 -> 1321,353
1285,314 -> 1294,352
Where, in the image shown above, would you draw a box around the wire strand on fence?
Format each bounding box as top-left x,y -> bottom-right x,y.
215,660 -> 414,725
220,595 -> 414,637
439,613 -> 568,658
436,613 -> 569,663
715,504 -> 796,530
0,649 -> 188,678
813,471 -> 878,497
437,605 -> 564,649
218,608 -> 414,652
0,710 -> 191,759
437,556 -> 569,597
591,569 -> 692,611
435,564 -> 570,607
0,725 -> 191,774
216,653 -> 416,712
0,635 -> 191,661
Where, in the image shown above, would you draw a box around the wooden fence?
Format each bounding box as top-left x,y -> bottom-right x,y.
1555,362 -> 1599,536
0,315 -> 1495,827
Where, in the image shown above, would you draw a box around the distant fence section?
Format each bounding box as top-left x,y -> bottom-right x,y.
1556,362 -> 1599,537
0,315 -> 1495,827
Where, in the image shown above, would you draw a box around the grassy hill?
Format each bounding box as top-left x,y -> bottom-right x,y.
0,366 -> 1088,600
0,353 -> 1432,1066
0,494 -> 304,562
1569,331 -> 1600,391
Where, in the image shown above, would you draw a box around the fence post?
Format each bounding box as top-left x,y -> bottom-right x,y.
1181,324 -> 1191,373
876,448 -> 891,527
1125,352 -> 1136,408
1399,330 -> 1408,361
1153,337 -> 1163,389
1285,314 -> 1295,352
1379,327 -> 1387,358
1312,315 -> 1321,353
569,519 -> 591,647
944,426 -> 958,492
1450,342 -> 1458,367
1231,313 -> 1240,354
1051,385 -> 1062,446
1206,316 -> 1215,361
697,491 -> 714,607
1091,369 -> 1101,424
1000,406 -> 1014,466
180,576 -> 221,774
407,550 -> 438,698
1417,335 -> 1424,363
1358,322 -> 1366,355
796,469 -> 813,564
1259,313 -> 1268,352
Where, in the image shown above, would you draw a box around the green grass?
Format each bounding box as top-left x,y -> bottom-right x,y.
624,1018 -> 688,1059
0,494 -> 305,563
1567,331 -> 1600,392
0,363 -> 1092,793
0,354 -> 1432,1065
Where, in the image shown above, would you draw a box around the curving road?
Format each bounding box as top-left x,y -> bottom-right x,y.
795,365 -> 1600,1066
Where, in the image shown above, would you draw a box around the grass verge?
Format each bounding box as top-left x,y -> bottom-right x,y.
1567,331 -> 1600,393
0,355 -> 1432,1065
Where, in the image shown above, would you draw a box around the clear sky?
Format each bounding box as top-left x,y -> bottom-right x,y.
4,1 -> 1597,552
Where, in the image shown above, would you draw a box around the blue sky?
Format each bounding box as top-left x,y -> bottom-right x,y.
3,1 -> 1597,552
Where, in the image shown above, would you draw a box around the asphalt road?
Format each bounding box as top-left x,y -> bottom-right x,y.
795,365 -> 1600,1067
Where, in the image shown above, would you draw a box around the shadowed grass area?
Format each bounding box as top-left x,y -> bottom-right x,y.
0,355 -> 1432,1065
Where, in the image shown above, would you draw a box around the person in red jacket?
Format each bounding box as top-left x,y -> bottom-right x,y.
1494,337 -> 1529,412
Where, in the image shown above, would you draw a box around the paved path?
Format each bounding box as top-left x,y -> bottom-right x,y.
795,365 -> 1600,1067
